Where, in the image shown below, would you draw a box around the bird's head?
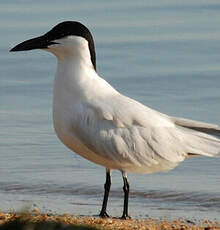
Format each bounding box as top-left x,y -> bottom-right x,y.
10,21 -> 96,70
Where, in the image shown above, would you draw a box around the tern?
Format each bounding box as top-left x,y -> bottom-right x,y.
10,21 -> 220,219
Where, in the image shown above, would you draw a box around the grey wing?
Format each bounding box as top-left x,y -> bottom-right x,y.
72,97 -> 188,173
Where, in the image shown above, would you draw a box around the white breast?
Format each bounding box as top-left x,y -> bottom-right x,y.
52,57 -> 124,169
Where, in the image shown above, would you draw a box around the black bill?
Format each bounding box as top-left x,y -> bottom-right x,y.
10,35 -> 58,52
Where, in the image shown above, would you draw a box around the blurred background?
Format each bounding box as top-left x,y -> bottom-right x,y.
0,0 -> 220,220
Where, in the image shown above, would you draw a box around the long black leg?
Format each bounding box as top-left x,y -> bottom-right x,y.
121,172 -> 131,219
99,169 -> 111,218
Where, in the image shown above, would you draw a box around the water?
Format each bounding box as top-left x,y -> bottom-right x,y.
1,0 -> 220,221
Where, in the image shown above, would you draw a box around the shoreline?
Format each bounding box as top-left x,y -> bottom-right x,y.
0,212 -> 219,230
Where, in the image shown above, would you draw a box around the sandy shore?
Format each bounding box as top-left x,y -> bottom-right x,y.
0,212 -> 219,230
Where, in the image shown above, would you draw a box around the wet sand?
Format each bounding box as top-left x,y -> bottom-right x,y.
0,212 -> 219,230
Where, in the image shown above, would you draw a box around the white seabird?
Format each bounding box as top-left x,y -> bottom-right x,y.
10,21 -> 220,219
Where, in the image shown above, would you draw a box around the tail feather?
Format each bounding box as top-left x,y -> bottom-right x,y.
172,116 -> 220,157
172,116 -> 220,137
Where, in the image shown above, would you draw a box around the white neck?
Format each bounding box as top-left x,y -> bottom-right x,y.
52,39 -> 119,137
55,56 -> 98,103
48,36 -> 94,70
51,36 -> 118,120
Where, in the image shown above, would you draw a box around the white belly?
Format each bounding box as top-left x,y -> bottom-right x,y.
53,118 -> 128,170
53,114 -> 179,174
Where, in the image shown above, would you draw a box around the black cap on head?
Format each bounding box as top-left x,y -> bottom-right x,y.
10,21 -> 96,70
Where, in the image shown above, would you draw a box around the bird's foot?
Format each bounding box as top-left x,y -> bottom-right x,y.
120,214 -> 131,220
99,211 -> 110,218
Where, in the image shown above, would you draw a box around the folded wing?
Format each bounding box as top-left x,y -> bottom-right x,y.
72,95 -> 191,173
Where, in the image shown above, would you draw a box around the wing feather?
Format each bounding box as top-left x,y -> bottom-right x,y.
172,116 -> 220,137
72,95 -> 187,173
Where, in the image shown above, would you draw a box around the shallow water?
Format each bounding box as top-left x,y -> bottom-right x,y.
0,0 -> 220,220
